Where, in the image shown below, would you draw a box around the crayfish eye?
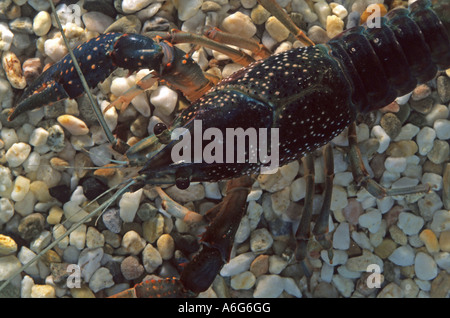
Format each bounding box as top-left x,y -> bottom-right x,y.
153,122 -> 167,136
175,168 -> 191,189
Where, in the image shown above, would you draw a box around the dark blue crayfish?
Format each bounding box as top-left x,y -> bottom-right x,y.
4,0 -> 450,297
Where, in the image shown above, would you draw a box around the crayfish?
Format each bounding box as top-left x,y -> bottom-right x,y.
0,0 -> 449,298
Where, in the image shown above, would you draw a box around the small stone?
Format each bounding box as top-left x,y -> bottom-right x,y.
436,75 -> 450,103
156,234 -> 174,260
121,0 -> 153,13
250,228 -> 273,254
57,115 -> 89,135
5,142 -> 31,167
265,16 -> 290,42
425,103 -> 449,126
165,184 -> 205,203
143,214 -> 164,244
121,256 -> 144,280
418,192 -> 443,221
394,123 -> 420,141
397,212 -> 424,236
89,267 -> 114,293
371,125 -> 391,153
82,11 -> 114,33
313,281 -> 339,298
22,57 -> 42,84
220,252 -> 255,277
150,85 -> 178,116
86,227 -> 105,249
416,126 -> 436,156
326,15 -> 344,38
377,282 -> 403,298
388,245 -> 415,266
268,255 -> 287,274
18,213 -> 45,241
102,207 -> 122,234
430,210 -> 450,233
271,187 -> 290,216
332,274 -> 354,298
427,140 -> 449,165
342,199 -> 364,225
231,271 -> 256,290
439,231 -> 450,252
221,11 -> 257,38
380,113 -> 402,139
410,96 -> 433,114
330,3 -> 348,19
0,234 -> 17,256
415,252 -> 438,281
250,254 -> 269,277
434,119 -> 450,140
253,274 -> 284,298
70,285 -> 95,298
314,0 -> 331,27
358,209 -> 382,234
374,239 -> 397,259
142,243 -> 162,273
78,247 -> 103,282
32,11 -> 51,36
419,229 -> 440,253
11,175 -> 30,202
0,22 -> 14,51
30,285 -> 55,298
122,231 -> 146,255
2,51 -> 26,89
346,250 -> 383,272
386,140 -> 418,157
119,189 -> 143,223
69,224 -> 86,250
251,4 -> 270,25
333,222 -> 350,250
411,84 -> 431,101
430,272 -> 450,298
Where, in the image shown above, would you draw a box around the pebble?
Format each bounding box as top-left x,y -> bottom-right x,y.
0,255 -> 22,281
374,238 -> 396,259
394,123 -> 420,141
342,199 -> 364,225
265,16 -> 290,42
18,213 -> 45,241
2,50 -> 26,89
220,252 -> 255,277
333,222 -> 350,250
430,210 -> 450,233
418,192 -> 443,221
415,252 -> 438,281
32,11 -> 51,36
150,85 -> 178,116
419,229 -> 440,253
0,234 -> 17,255
380,113 -> 402,139
332,274 -> 354,297
326,15 -> 344,38
221,11 -> 257,38
388,245 -> 415,266
82,12 -> 114,33
433,119 -> 450,140
11,175 -> 30,202
57,115 -> 89,136
121,256 -> 144,280
430,272 -> 450,298
425,103 -> 449,126
119,189 -> 143,223
121,0 -> 154,14
121,230 -> 146,255
177,0 -> 202,21
89,267 -> 114,293
165,184 -> 205,203
314,0 -> 331,27
0,22 -> 14,51
386,140 -> 417,157
436,75 -> 450,103
86,227 -> 105,249
358,209 -> 382,234
231,271 -> 256,290
142,243 -> 162,273
346,250 -> 383,272
250,254 -> 269,277
5,142 -> 31,167
416,126 -> 436,156
377,282 -> 403,298
77,247 -> 103,282
439,231 -> 450,252
251,4 -> 270,25
397,212 -> 424,236
412,84 -> 431,101
69,224 -> 86,250
250,228 -> 273,253
427,140 -> 449,165
30,284 -> 55,298
371,125 -> 391,153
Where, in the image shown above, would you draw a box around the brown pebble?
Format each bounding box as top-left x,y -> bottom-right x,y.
250,254 -> 269,277
430,271 -> 450,298
411,84 -> 431,101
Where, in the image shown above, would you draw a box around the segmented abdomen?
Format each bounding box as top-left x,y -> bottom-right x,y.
328,0 -> 450,113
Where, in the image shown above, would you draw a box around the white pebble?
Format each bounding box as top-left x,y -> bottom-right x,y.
221,11 -> 257,38
150,85 -> 178,116
0,198 -> 14,224
121,0 -> 154,13
32,11 -> 51,36
414,252 -> 438,281
430,210 -> 450,233
11,176 -> 30,202
177,0 -> 202,21
330,185 -> 348,211
89,144 -> 112,167
332,274 -> 354,297
119,189 -> 143,223
2,51 -> 26,89
358,209 -> 382,233
253,274 -> 284,298
433,119 -> 450,140
421,173 -> 442,191
330,3 -> 348,19
89,267 -> 114,292
44,37 -> 67,62
82,12 -> 113,33
220,252 -> 255,277
416,127 -> 436,155
394,123 -> 420,141
57,115 -> 89,135
5,142 -> 31,168
0,22 -> 14,51
333,222 -> 350,250
371,125 -> 391,153
321,249 -> 348,266
69,224 -> 86,250
425,103 -> 449,126
314,0 -> 331,27
29,127 -> 49,147
397,212 -> 424,236
388,245 -> 415,266
384,157 -> 407,173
